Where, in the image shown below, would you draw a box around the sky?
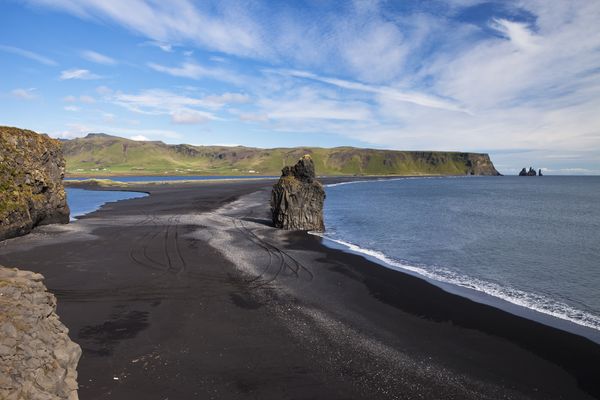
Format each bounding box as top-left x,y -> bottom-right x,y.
1,0 -> 599,175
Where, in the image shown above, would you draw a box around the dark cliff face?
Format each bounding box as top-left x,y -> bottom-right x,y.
463,153 -> 501,176
0,126 -> 70,241
271,155 -> 326,231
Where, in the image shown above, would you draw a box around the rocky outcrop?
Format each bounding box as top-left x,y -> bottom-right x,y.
271,155 -> 326,231
0,266 -> 81,400
0,126 -> 70,241
462,153 -> 501,176
519,167 -> 538,176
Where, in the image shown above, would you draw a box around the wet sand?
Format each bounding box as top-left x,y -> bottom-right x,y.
0,179 -> 598,399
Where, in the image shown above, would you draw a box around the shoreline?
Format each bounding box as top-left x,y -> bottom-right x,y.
316,233 -> 600,344
0,179 -> 598,399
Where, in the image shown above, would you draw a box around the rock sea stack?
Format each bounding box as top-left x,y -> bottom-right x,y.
0,265 -> 81,400
271,155 -> 326,231
519,167 -> 538,176
0,126 -> 70,241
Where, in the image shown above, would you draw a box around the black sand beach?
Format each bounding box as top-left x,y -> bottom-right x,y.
1,179 -> 599,399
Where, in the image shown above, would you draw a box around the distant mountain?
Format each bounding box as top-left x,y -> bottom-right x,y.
62,133 -> 501,176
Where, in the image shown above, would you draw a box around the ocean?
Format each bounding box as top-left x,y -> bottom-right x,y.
66,188 -> 147,220
320,176 -> 600,338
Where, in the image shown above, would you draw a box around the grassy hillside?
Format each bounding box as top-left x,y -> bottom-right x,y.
62,133 -> 500,176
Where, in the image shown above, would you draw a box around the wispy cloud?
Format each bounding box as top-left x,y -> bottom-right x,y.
142,41 -> 172,52
25,0 -> 268,58
82,50 -> 117,65
272,69 -> 468,113
258,87 -> 372,122
79,95 -> 95,103
171,109 -> 216,124
0,44 -> 57,66
107,89 -> 241,124
148,61 -> 243,84
11,88 -> 38,100
64,94 -> 95,103
60,68 -> 101,80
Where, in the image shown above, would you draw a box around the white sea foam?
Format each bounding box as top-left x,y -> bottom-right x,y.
325,176 -> 451,188
310,233 -> 600,332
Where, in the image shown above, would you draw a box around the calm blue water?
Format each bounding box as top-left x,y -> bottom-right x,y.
66,175 -> 277,182
322,176 -> 600,333
66,188 -> 147,219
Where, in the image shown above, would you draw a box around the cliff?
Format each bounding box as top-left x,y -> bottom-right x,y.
0,266 -> 81,400
62,133 -> 501,177
0,126 -> 70,241
271,155 -> 325,231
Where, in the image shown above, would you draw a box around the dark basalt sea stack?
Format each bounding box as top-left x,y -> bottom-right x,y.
519,167 -> 538,176
0,126 -> 70,241
271,155 -> 325,231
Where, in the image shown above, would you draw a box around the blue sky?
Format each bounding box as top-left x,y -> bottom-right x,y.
1,0 -> 599,175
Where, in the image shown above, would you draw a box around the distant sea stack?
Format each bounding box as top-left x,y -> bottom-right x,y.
0,266 -> 81,400
0,126 -> 70,241
519,167 -> 541,176
271,155 -> 326,231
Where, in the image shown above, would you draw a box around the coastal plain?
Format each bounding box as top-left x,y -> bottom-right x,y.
1,178 -> 598,399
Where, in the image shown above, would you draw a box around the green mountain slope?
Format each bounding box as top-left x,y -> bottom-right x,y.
62,133 -> 500,176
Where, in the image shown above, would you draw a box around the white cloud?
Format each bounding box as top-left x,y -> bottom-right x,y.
80,95 -> 95,103
64,94 -> 95,103
238,113 -> 268,122
107,89 -> 239,124
82,50 -> 117,65
273,69 -> 468,113
201,92 -> 249,108
64,105 -> 80,111
25,0 -> 268,58
53,123 -> 91,139
96,86 -> 112,95
11,88 -> 38,100
60,69 -> 101,80
148,61 -> 243,84
490,18 -> 539,51
0,44 -> 57,66
131,135 -> 149,141
143,41 -> 173,52
171,109 -> 215,124
255,87 -> 372,123
102,112 -> 115,123
109,89 -> 245,113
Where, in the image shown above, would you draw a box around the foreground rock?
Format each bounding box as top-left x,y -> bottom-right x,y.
0,266 -> 81,400
0,126 -> 70,241
271,155 -> 326,231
